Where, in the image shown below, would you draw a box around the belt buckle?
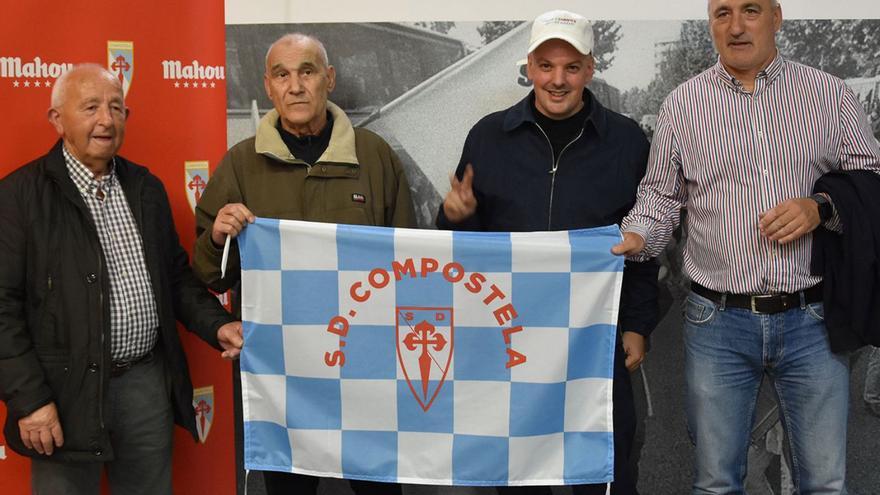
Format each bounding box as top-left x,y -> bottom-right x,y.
750,294 -> 776,314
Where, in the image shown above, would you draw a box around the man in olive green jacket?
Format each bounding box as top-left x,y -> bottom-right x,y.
192,33 -> 415,495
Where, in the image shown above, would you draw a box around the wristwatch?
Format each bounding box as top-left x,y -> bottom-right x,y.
811,193 -> 833,223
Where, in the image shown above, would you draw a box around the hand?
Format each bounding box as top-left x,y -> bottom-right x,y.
211,203 -> 255,247
442,164 -> 477,223
217,321 -> 244,360
18,402 -> 64,455
758,197 -> 821,245
611,232 -> 646,256
622,331 -> 646,372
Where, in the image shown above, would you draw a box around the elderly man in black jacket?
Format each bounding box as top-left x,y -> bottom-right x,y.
0,64 -> 242,494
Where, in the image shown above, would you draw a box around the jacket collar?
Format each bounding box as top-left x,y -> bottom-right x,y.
254,101 -> 360,166
44,139 -> 144,217
502,88 -> 608,139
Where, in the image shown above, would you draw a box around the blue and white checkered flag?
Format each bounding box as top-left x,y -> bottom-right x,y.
238,218 -> 623,486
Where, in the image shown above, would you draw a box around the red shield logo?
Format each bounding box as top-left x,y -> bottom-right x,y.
396,306 -> 453,412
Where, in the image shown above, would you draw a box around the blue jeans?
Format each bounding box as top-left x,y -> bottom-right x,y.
683,291 -> 849,495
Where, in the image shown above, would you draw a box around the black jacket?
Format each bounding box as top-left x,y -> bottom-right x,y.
0,141 -> 234,461
437,91 -> 660,335
812,170 -> 880,352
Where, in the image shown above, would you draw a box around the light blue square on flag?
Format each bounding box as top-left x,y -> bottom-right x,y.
509,382 -> 566,437
245,421 -> 292,470
282,271 -> 338,325
511,273 -> 570,328
453,434 -> 509,484
569,226 -> 624,273
240,323 -> 285,376
453,231 -> 512,273
340,325 -> 397,380
397,380 -> 454,433
396,272 -> 453,308
286,377 -> 341,430
342,430 -> 398,481
564,432 -> 615,483
337,224 -> 394,271
568,325 -> 616,380
240,218 -> 281,271
454,327 -> 511,381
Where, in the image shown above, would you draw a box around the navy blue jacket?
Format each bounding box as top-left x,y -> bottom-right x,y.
437,90 -> 659,335
812,170 -> 880,352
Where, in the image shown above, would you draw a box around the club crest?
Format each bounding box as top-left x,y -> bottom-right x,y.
107,40 -> 133,98
396,306 -> 453,412
184,161 -> 209,214
192,386 -> 214,444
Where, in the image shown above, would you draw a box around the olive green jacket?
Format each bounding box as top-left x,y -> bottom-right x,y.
193,102 -> 416,298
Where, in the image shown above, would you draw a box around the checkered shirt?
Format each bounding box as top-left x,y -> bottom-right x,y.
63,147 -> 159,361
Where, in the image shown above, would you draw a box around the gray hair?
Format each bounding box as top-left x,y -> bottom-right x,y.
264,33 -> 330,72
51,63 -> 121,108
708,0 -> 779,14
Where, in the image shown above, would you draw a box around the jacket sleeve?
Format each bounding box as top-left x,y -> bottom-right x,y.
384,146 -> 417,229
0,173 -> 53,418
435,128 -> 482,231
151,177 -> 234,350
192,154 -> 243,293
618,258 -> 660,337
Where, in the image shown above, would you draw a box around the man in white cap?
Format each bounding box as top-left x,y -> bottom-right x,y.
437,9 -> 661,495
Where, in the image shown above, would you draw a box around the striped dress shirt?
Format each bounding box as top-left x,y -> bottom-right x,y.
622,54 -> 880,294
64,147 -> 160,361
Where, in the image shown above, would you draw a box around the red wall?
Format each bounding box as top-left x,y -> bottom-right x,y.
0,1 -> 234,493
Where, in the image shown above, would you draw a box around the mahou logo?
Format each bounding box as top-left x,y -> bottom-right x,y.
0,56 -> 73,89
162,59 -> 224,89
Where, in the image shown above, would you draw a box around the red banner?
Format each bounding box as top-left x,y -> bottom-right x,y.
0,1 -> 232,493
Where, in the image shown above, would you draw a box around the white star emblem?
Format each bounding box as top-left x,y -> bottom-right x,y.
13,80 -> 19,87
210,82 -> 216,88
174,81 -> 180,88
201,81 -> 207,88
23,80 -> 30,87
45,80 -> 52,87
183,82 -> 189,88
191,83 -> 198,90
34,81 -> 41,87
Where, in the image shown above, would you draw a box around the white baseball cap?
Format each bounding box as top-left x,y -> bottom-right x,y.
527,10 -> 594,56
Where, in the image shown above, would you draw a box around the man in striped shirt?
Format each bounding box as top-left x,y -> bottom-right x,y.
613,0 -> 880,493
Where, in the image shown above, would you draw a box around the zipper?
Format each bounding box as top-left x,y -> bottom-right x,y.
534,123 -> 585,230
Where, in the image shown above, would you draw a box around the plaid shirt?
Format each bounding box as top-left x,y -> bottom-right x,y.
63,147 -> 159,361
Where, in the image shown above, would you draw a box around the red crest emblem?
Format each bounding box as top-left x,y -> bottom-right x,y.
396,307 -> 453,412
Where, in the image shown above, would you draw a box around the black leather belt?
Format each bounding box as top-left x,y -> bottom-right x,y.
110,350 -> 155,377
691,282 -> 823,314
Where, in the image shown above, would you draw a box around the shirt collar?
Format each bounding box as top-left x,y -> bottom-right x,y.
713,52 -> 786,92
62,145 -> 116,199
503,88 -> 607,138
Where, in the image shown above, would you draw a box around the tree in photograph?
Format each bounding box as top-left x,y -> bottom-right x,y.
593,20 -> 622,72
413,21 -> 456,35
477,21 -> 524,45
778,20 -> 880,79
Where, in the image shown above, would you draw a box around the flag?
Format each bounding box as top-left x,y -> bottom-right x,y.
238,218 -> 623,486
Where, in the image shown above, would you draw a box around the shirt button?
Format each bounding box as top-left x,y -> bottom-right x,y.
88,362 -> 99,373
94,449 -> 103,457
86,273 -> 98,284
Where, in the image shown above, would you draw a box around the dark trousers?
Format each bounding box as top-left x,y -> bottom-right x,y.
31,351 -> 173,495
497,338 -> 639,495
263,471 -> 402,495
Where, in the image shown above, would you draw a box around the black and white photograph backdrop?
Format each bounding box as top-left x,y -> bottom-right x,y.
224,1 -> 880,493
